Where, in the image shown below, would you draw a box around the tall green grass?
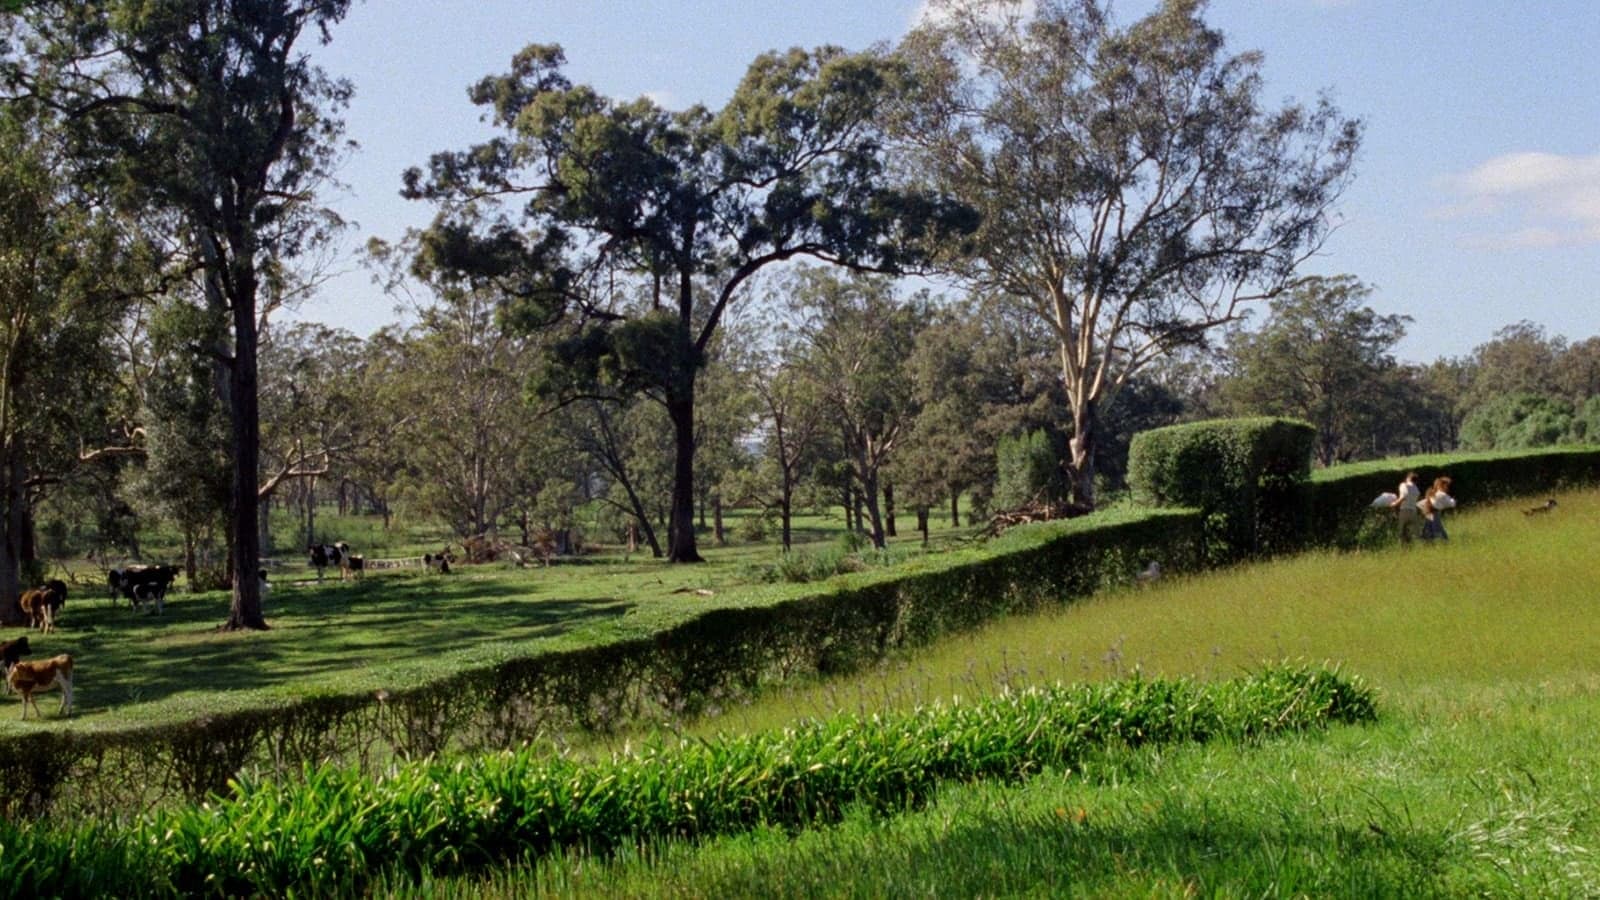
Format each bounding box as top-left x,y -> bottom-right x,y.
0,666 -> 1368,897
390,489 -> 1600,897
667,488 -> 1600,741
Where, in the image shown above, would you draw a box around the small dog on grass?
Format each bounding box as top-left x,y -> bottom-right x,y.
1523,498 -> 1558,516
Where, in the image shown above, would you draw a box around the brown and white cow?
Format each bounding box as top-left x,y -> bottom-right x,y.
19,580 -> 67,634
8,653 -> 73,719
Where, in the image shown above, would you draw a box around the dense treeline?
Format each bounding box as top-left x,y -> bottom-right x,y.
0,0 -> 1594,626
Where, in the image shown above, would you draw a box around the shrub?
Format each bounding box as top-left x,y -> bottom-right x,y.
764,548 -> 862,584
1459,393 -> 1575,450
1128,417 -> 1316,561
0,666 -> 1374,898
736,512 -> 768,543
993,429 -> 1065,510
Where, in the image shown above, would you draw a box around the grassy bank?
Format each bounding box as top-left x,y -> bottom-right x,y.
0,510 -> 979,735
400,487 -> 1600,897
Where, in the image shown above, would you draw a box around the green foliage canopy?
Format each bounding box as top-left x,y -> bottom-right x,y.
404,43 -> 973,561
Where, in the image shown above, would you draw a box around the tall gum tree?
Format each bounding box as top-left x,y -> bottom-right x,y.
895,0 -> 1361,506
403,44 -> 971,563
6,0 -> 355,628
0,110 -> 144,623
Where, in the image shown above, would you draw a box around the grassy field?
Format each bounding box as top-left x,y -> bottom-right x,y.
10,488 -> 1600,895
386,487 -> 1600,897
0,507 -> 979,734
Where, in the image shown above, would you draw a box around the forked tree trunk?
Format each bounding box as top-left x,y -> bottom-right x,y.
860,464 -> 886,549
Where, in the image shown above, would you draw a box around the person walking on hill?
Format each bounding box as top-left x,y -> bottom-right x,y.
1421,475 -> 1455,541
1390,472 -> 1423,545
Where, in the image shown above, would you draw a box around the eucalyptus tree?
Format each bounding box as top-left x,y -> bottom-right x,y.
136,298 -> 232,588
573,398 -> 674,558
903,295 -> 1062,524
1218,276 -> 1409,466
789,269 -> 930,549
340,326 -> 414,529
5,0 -> 356,628
403,44 -> 970,562
693,327 -> 761,545
744,340 -> 830,552
386,286 -> 540,543
895,0 -> 1361,505
1461,321 -> 1565,412
257,322 -> 369,549
0,109 -> 145,622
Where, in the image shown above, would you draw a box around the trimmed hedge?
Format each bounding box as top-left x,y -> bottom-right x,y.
0,508 -> 1205,821
1304,446 -> 1600,549
0,665 -> 1375,898
1128,417 -> 1317,560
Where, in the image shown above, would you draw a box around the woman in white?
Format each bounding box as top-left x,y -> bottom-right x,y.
1421,475 -> 1455,541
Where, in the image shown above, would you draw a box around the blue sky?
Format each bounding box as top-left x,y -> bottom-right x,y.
298,0 -> 1600,363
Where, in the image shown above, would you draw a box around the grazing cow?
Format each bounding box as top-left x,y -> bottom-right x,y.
109,565 -> 180,615
19,580 -> 68,634
307,542 -> 353,581
1,636 -> 30,693
423,550 -> 453,575
8,653 -> 73,719
345,554 -> 365,579
258,568 -> 271,594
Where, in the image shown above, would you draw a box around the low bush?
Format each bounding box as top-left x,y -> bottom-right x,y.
0,665 -> 1375,898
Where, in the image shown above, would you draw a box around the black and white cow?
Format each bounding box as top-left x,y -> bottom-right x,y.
307,544 -> 345,576
108,565 -> 180,615
307,542 -> 354,581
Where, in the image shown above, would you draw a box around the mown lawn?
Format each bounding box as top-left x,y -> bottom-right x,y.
0,507 -> 980,734
391,487 -> 1600,897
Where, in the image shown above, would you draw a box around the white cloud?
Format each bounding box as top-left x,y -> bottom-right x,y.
642,89 -> 683,110
1440,151 -> 1600,250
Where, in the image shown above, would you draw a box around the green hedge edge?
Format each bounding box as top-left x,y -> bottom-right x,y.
0,508 -> 1204,819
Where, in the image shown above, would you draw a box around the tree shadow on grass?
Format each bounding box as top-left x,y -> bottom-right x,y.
9,591 -> 634,722
686,801 -> 1453,898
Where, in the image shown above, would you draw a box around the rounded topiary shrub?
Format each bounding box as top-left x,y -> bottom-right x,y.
1128,417 -> 1315,561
